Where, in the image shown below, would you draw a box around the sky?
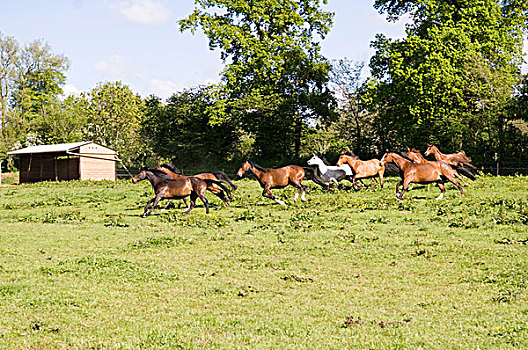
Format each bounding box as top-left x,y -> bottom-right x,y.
0,1 -> 525,99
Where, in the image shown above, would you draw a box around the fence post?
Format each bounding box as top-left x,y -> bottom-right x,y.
494,153 -> 499,176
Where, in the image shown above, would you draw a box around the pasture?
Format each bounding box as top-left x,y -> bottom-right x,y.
0,175 -> 527,349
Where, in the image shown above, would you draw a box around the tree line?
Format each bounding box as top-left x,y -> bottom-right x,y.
1,0 -> 528,174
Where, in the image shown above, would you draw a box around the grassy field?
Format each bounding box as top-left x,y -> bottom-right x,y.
0,174 -> 527,349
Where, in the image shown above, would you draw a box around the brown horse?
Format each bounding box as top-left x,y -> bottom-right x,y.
236,160 -> 307,206
336,153 -> 385,189
132,167 -> 213,216
408,148 -> 473,187
380,152 -> 465,200
424,145 -> 476,169
156,164 -> 233,206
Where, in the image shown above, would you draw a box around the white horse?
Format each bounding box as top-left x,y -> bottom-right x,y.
307,155 -> 353,188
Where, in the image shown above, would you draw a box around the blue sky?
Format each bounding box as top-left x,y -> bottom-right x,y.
1,1 -> 524,99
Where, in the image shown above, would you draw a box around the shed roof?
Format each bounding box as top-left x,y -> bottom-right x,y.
8,141 -> 94,155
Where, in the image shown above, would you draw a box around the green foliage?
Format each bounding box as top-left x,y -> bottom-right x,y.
179,0 -> 336,158
142,85 -> 237,167
365,0 -> 528,162
79,81 -> 144,164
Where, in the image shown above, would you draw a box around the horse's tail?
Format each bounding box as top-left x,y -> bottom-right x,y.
452,164 -> 476,181
383,162 -> 400,173
303,167 -> 328,188
212,171 -> 237,191
203,178 -> 234,200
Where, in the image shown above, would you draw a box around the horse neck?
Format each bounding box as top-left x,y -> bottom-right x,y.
145,171 -> 164,188
410,152 -> 426,163
248,164 -> 265,179
345,156 -> 359,168
315,159 -> 328,173
431,147 -> 444,161
390,154 -> 411,170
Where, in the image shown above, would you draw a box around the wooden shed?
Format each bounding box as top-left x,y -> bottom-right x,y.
7,141 -> 119,183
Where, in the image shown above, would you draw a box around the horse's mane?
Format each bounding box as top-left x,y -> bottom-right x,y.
159,163 -> 182,174
386,150 -> 415,163
317,154 -> 331,166
397,151 -> 415,163
142,166 -> 174,179
248,160 -> 270,172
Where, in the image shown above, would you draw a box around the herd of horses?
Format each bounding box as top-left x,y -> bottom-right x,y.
132,145 -> 477,216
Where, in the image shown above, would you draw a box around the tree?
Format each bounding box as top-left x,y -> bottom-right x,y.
365,0 -> 528,162
142,85 -> 237,167
179,0 -> 336,159
80,82 -> 144,164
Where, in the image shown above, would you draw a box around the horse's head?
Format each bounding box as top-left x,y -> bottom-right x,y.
237,160 -> 251,177
424,144 -> 434,156
132,168 -> 148,183
336,154 -> 349,166
379,152 -> 393,166
307,155 -> 319,166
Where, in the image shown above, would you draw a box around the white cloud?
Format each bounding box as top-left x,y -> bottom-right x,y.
62,82 -> 81,97
148,79 -> 180,99
114,0 -> 171,25
94,55 -> 129,77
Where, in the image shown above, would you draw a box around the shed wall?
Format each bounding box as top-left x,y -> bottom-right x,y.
79,156 -> 116,181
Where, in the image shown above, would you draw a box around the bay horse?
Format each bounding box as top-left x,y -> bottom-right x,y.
379,152 -> 466,200
236,160 -> 308,206
307,155 -> 353,188
336,153 -> 385,189
132,167 -> 225,217
157,164 -> 233,206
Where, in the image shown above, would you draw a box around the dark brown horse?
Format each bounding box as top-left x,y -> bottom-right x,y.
132,167 -> 223,217
336,153 -> 385,189
156,164 -> 233,206
158,163 -> 237,191
236,160 -> 307,206
380,152 -> 467,200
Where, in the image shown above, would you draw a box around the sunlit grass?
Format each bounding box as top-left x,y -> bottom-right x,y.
0,175 -> 527,348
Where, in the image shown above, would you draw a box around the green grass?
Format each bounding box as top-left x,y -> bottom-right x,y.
0,175 -> 527,349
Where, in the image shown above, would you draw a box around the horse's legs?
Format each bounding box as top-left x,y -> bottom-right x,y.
379,171 -> 384,188
367,178 -> 376,188
160,199 -> 172,212
143,198 -> 154,215
184,193 -> 197,214
395,180 -> 403,197
455,173 -> 470,187
198,193 -> 210,214
262,186 -> 285,206
143,194 -> 163,217
436,182 -> 446,200
399,178 -> 413,200
293,181 -> 307,202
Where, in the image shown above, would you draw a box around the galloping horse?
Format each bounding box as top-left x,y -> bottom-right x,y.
158,163 -> 237,190
424,145 -> 476,169
307,155 -> 353,188
156,164 -> 233,206
132,167 -> 220,216
237,160 -> 308,206
336,153 -> 385,189
380,152 -> 466,200
424,145 -> 476,186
